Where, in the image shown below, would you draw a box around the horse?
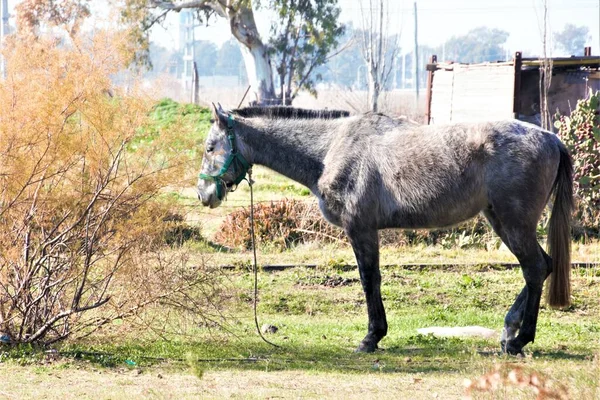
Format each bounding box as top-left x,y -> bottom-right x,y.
196,104 -> 573,355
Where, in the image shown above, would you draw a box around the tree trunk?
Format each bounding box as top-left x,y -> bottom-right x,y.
368,67 -> 380,112
228,3 -> 279,105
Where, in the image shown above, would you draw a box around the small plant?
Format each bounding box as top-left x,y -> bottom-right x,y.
464,364 -> 569,399
215,199 -> 346,250
555,90 -> 600,235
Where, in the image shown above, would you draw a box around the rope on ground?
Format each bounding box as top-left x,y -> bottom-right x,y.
248,169 -> 280,348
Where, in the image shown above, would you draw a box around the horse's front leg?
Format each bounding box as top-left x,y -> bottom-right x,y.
346,225 -> 387,352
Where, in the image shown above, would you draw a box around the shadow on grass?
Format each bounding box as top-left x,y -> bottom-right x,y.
4,334 -> 593,374
530,350 -> 591,361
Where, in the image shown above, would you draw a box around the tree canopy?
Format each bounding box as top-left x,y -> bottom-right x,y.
442,27 -> 509,63
554,24 -> 591,56
268,0 -> 344,104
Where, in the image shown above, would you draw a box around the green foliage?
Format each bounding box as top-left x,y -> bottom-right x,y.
554,24 -> 591,56
193,40 -> 219,76
268,0 -> 345,103
215,39 -> 248,82
148,98 -> 212,140
554,90 -> 600,233
442,26 -> 509,63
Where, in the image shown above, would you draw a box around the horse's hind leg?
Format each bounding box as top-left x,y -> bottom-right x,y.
345,225 -> 387,352
484,209 -> 551,354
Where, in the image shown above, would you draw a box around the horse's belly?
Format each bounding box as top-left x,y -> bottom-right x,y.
383,194 -> 487,230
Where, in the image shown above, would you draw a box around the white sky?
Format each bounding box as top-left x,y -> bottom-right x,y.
3,0 -> 599,57
150,0 -> 600,57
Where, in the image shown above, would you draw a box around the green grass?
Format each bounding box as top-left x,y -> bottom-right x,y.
3,100 -> 599,398
2,262 -> 598,398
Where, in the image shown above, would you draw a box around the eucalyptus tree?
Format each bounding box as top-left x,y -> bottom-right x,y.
268,0 -> 344,105
17,0 -> 344,105
122,0 -> 343,105
122,0 -> 279,104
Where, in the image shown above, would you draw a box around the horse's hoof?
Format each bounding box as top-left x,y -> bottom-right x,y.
355,341 -> 378,353
503,340 -> 525,356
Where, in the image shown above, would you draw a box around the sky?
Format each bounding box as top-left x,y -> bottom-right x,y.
2,0 -> 598,58
149,0 -> 600,58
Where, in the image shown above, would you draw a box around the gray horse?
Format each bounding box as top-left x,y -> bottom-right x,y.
197,105 -> 573,355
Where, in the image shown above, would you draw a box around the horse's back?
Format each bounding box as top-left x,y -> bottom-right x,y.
319,116 -> 564,230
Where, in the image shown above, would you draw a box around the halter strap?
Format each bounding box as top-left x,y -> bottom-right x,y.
199,114 -> 251,200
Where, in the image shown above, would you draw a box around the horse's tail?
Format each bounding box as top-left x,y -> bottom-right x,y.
546,142 -> 574,308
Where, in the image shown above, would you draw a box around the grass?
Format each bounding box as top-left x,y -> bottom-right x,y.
1,261 -> 599,398
2,100 -> 599,398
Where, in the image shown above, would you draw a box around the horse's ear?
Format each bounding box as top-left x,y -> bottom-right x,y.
211,102 -> 227,128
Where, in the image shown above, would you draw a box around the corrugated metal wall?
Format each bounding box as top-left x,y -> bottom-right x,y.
430,64 -> 514,124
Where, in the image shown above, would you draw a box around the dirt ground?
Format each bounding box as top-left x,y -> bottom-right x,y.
0,364 -> 465,399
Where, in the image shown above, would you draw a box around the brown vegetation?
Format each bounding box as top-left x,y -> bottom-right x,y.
0,28 -> 217,345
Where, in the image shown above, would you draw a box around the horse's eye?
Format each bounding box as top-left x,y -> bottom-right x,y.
206,145 -> 215,153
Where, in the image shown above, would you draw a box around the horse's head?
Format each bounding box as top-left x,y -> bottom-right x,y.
197,104 -> 251,208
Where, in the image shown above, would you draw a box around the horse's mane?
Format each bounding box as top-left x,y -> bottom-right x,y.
232,106 -> 350,120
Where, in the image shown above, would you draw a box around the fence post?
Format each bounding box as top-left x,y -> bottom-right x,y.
425,55 -> 437,125
512,51 -> 522,119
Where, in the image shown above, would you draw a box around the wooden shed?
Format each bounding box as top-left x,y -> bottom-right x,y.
425,51 -> 600,126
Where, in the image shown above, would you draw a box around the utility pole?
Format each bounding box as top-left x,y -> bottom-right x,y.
402,52 -> 406,89
0,0 -> 8,78
180,10 -> 197,102
413,1 -> 419,101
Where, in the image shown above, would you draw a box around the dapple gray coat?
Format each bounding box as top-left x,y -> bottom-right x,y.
197,106 -> 573,355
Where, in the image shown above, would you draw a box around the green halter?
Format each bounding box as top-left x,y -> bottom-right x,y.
199,114 -> 251,201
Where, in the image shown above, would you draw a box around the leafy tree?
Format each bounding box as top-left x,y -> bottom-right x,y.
147,42 -> 180,78
18,0 -> 344,105
216,38 -> 245,78
194,40 -> 218,76
120,0 -> 343,105
316,24 -> 363,89
554,24 -> 591,56
15,0 -> 91,37
268,0 -> 344,104
443,27 -> 508,63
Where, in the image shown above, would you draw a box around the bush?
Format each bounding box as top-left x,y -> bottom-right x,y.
215,199 -> 346,250
555,90 -> 600,235
0,30 -> 217,345
215,199 -> 494,250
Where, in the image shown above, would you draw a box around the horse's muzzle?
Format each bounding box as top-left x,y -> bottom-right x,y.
197,189 -> 220,209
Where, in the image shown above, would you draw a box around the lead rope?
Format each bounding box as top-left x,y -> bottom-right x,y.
247,168 -> 280,348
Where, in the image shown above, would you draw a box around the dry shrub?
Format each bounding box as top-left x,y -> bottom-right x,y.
215,199 -> 346,250
215,199 -> 493,250
464,364 -> 569,399
381,216 -> 494,249
0,28 -> 215,345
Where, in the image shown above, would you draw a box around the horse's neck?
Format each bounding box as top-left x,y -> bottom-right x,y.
238,118 -> 336,190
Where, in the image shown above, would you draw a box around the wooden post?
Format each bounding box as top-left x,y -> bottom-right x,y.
425,55 -> 437,125
192,61 -> 200,105
512,51 -> 522,119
